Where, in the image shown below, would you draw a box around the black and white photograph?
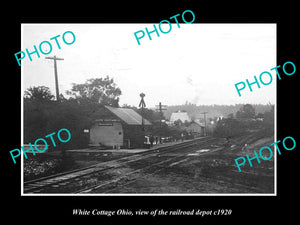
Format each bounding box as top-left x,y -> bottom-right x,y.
21,23 -> 276,195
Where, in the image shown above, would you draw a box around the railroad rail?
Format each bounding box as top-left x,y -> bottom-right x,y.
90,133 -> 271,194
78,137 -> 222,193
23,136 -> 216,194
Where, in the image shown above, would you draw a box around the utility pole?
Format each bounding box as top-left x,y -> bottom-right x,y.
155,102 -> 167,128
45,55 -> 64,102
155,102 -> 167,145
200,112 -> 208,136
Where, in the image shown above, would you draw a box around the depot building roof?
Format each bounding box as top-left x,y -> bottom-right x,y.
105,106 -> 152,126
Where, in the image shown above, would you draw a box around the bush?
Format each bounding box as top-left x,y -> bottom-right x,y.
24,158 -> 62,180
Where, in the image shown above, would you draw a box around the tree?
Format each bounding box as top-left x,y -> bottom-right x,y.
24,86 -> 55,142
24,86 -> 55,101
213,118 -> 245,138
262,104 -> 274,135
66,76 -> 122,107
263,105 -> 274,122
236,104 -> 256,119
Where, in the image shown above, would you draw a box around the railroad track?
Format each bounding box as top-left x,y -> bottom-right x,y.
79,138 -> 224,193
89,132 -> 273,194
24,136 -> 216,194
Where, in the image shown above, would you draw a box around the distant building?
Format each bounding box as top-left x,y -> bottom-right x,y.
216,115 -> 224,121
89,106 -> 151,149
185,121 -> 205,136
170,110 -> 191,124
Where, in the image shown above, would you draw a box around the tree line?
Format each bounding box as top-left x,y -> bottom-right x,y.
213,104 -> 275,138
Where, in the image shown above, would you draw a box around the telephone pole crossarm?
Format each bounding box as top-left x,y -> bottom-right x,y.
45,55 -> 64,102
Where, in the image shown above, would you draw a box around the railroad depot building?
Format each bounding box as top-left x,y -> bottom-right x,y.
185,121 -> 205,137
89,106 -> 151,149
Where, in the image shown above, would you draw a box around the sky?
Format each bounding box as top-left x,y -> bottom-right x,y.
22,23 -> 276,108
